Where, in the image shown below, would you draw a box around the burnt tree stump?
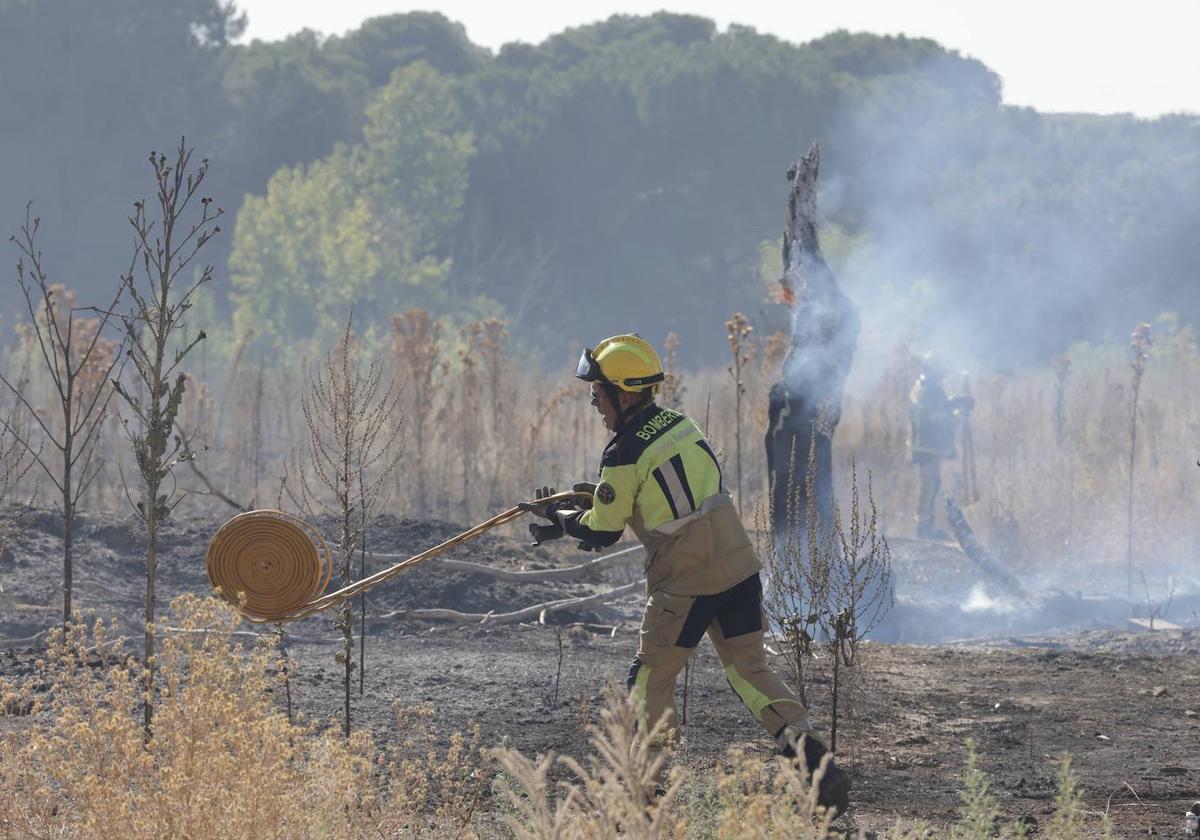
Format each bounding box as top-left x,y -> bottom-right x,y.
765,144 -> 860,537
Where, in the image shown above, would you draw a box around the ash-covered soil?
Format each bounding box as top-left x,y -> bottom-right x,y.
2,507 -> 1199,837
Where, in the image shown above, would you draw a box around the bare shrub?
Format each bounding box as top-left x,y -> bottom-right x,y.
761,443 -> 892,751
758,443 -> 822,709
297,309 -> 402,735
112,139 -> 220,732
0,208 -> 123,625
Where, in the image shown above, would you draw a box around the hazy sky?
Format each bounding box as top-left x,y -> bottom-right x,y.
236,0 -> 1200,118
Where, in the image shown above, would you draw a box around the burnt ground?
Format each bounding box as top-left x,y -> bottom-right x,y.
1,507 -> 1199,837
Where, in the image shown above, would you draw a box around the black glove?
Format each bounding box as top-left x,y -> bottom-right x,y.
529,522 -> 564,547
568,483 -> 603,550
572,482 -> 596,509
518,485 -> 561,521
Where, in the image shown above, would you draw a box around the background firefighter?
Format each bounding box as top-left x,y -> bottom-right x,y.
909,355 -> 976,539
521,333 -> 851,815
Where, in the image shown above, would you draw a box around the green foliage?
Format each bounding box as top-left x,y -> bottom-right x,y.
952,740 -> 999,839
229,63 -> 474,350
220,31 -> 372,189
328,12 -> 488,85
1044,754 -> 1091,840
2,6 -> 1199,363
0,0 -> 241,306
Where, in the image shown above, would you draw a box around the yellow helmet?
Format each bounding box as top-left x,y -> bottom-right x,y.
575,334 -> 665,393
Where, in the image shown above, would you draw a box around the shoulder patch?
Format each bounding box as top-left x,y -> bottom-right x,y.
595,482 -> 616,505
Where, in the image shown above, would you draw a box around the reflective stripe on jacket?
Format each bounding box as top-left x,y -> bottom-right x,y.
563,403 -> 760,595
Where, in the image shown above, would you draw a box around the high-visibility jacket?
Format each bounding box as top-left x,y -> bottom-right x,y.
561,403 -> 760,595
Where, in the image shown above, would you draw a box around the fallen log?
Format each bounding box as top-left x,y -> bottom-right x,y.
373,580 -> 642,626
944,497 -> 1028,599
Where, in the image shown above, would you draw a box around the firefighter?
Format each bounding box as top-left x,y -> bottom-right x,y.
909,354 -> 974,539
521,334 -> 850,814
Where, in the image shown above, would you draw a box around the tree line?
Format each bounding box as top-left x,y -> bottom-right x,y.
2,1 -> 1197,365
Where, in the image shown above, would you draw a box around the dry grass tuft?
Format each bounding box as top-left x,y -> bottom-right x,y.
0,596 -> 475,839
0,602 -> 1110,838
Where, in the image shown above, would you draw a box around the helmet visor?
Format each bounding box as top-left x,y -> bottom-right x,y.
575,348 -> 601,382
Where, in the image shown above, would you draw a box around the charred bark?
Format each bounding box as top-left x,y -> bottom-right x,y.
944,497 -> 1028,600
765,144 -> 859,537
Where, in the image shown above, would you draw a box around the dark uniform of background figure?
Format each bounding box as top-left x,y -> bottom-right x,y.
521,334 -> 850,815
909,356 -> 974,540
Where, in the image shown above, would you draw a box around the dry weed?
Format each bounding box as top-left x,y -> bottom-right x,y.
0,596 -> 488,839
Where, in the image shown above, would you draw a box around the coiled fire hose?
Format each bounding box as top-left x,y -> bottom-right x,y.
205,491 -> 588,623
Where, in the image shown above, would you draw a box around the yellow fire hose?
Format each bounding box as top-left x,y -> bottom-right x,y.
205,492 -> 587,623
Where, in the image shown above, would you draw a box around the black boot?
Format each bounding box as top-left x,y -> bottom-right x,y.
778,732 -> 851,816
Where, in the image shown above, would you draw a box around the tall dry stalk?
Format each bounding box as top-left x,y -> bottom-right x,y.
824,464 -> 893,750
478,318 -> 510,507
1125,321 -> 1152,597
725,312 -> 754,517
390,309 -> 442,516
0,208 -> 123,625
112,139 -> 220,733
759,439 -> 824,707
1052,353 -> 1071,447
299,310 -> 403,735
760,441 -> 892,751
0,399 -> 37,557
456,321 -> 483,517
525,385 -> 571,492
660,331 -> 685,410
1052,353 -> 1075,541
250,360 -> 265,504
173,373 -> 246,512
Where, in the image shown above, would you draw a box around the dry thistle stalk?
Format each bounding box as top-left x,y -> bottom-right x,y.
0,402 -> 37,559
1125,320 -> 1152,597
477,317 -> 510,506
1052,353 -> 1071,448
390,308 -> 442,515
455,320 -> 484,517
526,385 -> 571,491
726,312 -> 754,517
298,309 -> 403,735
660,331 -> 686,410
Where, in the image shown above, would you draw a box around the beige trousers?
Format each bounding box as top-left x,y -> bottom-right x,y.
626,574 -> 811,757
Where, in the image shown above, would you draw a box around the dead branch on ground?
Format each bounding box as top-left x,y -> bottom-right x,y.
374,580 -> 640,626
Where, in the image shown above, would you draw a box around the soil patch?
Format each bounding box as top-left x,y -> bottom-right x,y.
1,508 -> 1197,836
